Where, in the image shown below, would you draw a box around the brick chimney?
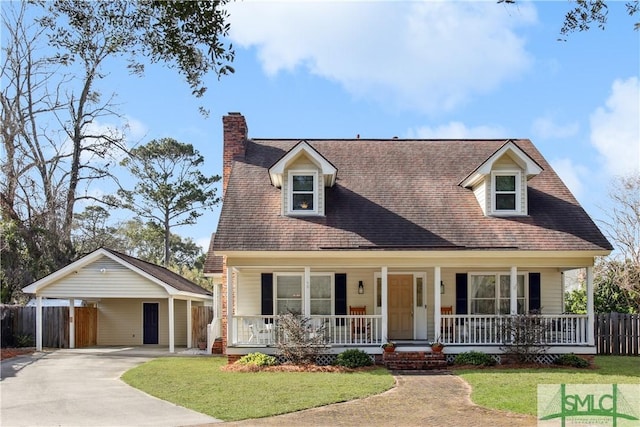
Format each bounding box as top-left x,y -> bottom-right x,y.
222,112 -> 248,196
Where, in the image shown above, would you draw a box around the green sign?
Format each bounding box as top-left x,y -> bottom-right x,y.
538,384 -> 640,426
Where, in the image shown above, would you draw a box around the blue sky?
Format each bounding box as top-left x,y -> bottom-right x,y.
91,1 -> 639,251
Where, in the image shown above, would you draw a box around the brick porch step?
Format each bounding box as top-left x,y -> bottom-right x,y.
382,351 -> 447,370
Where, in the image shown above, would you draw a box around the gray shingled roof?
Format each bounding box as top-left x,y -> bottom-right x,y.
213,139 -> 612,253
104,248 -> 211,295
203,233 -> 223,274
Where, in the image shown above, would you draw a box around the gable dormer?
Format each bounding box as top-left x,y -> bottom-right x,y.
268,141 -> 337,216
460,140 -> 543,216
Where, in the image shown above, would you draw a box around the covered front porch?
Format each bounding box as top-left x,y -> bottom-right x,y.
222,259 -> 597,355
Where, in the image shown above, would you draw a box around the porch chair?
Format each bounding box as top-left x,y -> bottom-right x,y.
248,319 -> 273,344
440,306 -> 453,341
349,305 -> 370,343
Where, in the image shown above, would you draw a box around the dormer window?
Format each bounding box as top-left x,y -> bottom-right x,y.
269,141 -> 337,217
289,171 -> 318,214
460,140 -> 542,217
493,171 -> 520,213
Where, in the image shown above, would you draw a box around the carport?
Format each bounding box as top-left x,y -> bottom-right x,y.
22,248 -> 212,353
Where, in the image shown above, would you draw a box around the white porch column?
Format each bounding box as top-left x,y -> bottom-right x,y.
586,266 -> 595,346
214,283 -> 221,319
186,299 -> 192,348
381,267 -> 388,342
303,267 -> 311,316
69,299 -> 75,349
434,266 -> 441,340
510,266 -> 518,315
168,296 -> 175,353
226,267 -> 234,346
36,296 -> 43,351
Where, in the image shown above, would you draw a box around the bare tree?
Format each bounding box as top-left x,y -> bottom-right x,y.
597,174 -> 640,310
1,1 -> 234,301
1,2 -> 127,303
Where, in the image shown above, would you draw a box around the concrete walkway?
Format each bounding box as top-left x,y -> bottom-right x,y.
220,371 -> 537,427
1,349 -> 220,427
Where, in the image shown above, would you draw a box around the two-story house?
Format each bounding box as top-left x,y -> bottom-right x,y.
206,113 -> 612,362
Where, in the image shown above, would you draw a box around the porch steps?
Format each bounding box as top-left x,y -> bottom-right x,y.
382,351 -> 447,371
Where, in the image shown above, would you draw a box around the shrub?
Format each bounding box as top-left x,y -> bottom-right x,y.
14,333 -> 33,348
275,312 -> 327,365
237,352 -> 277,367
554,353 -> 589,368
335,349 -> 373,368
500,313 -> 550,363
453,351 -> 496,366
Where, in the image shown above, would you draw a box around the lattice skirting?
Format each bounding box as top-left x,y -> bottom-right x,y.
275,354 -> 340,366
275,353 -> 378,366
446,353 -> 587,365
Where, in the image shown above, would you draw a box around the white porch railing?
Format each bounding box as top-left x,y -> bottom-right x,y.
231,314 -> 588,347
440,314 -> 589,345
232,315 -> 383,346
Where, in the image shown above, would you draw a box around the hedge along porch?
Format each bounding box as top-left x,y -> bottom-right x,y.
22,248 -> 211,353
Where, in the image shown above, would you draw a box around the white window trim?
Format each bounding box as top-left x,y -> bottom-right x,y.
309,273 -> 334,316
287,170 -> 319,216
274,272 -> 303,315
273,272 -> 334,315
468,272 -> 529,315
490,170 -> 522,216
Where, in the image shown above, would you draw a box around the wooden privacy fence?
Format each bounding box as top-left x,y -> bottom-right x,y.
0,305 -> 97,348
595,312 -> 639,356
192,306 -> 213,345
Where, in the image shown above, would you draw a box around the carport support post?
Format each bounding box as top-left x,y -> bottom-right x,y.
168,296 -> 175,353
36,296 -> 43,351
69,299 -> 75,349
186,299 -> 192,348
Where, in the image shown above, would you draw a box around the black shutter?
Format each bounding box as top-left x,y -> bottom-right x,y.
529,272 -> 541,312
261,273 -> 274,317
335,273 -> 347,325
455,273 -> 468,315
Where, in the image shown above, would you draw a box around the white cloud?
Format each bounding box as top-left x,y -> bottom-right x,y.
550,158 -> 587,200
407,121 -> 507,139
124,116 -> 148,144
227,1 -> 536,114
532,116 -> 579,139
590,77 -> 640,176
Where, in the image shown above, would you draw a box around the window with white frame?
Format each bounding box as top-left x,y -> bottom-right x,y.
310,274 -> 333,315
275,274 -> 302,315
289,171 -> 317,214
492,171 -> 521,214
469,273 -> 526,315
274,273 -> 333,315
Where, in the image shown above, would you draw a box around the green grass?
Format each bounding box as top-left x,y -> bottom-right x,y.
122,357 -> 394,421
455,356 -> 640,415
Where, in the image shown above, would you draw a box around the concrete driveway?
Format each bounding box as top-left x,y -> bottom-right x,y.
1,348 -> 220,427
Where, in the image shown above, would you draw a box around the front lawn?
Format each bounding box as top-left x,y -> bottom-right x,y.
455,356 -> 640,415
122,357 -> 394,421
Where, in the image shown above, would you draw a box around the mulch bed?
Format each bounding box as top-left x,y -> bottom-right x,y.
1,347 -> 35,360
221,363 -> 378,373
